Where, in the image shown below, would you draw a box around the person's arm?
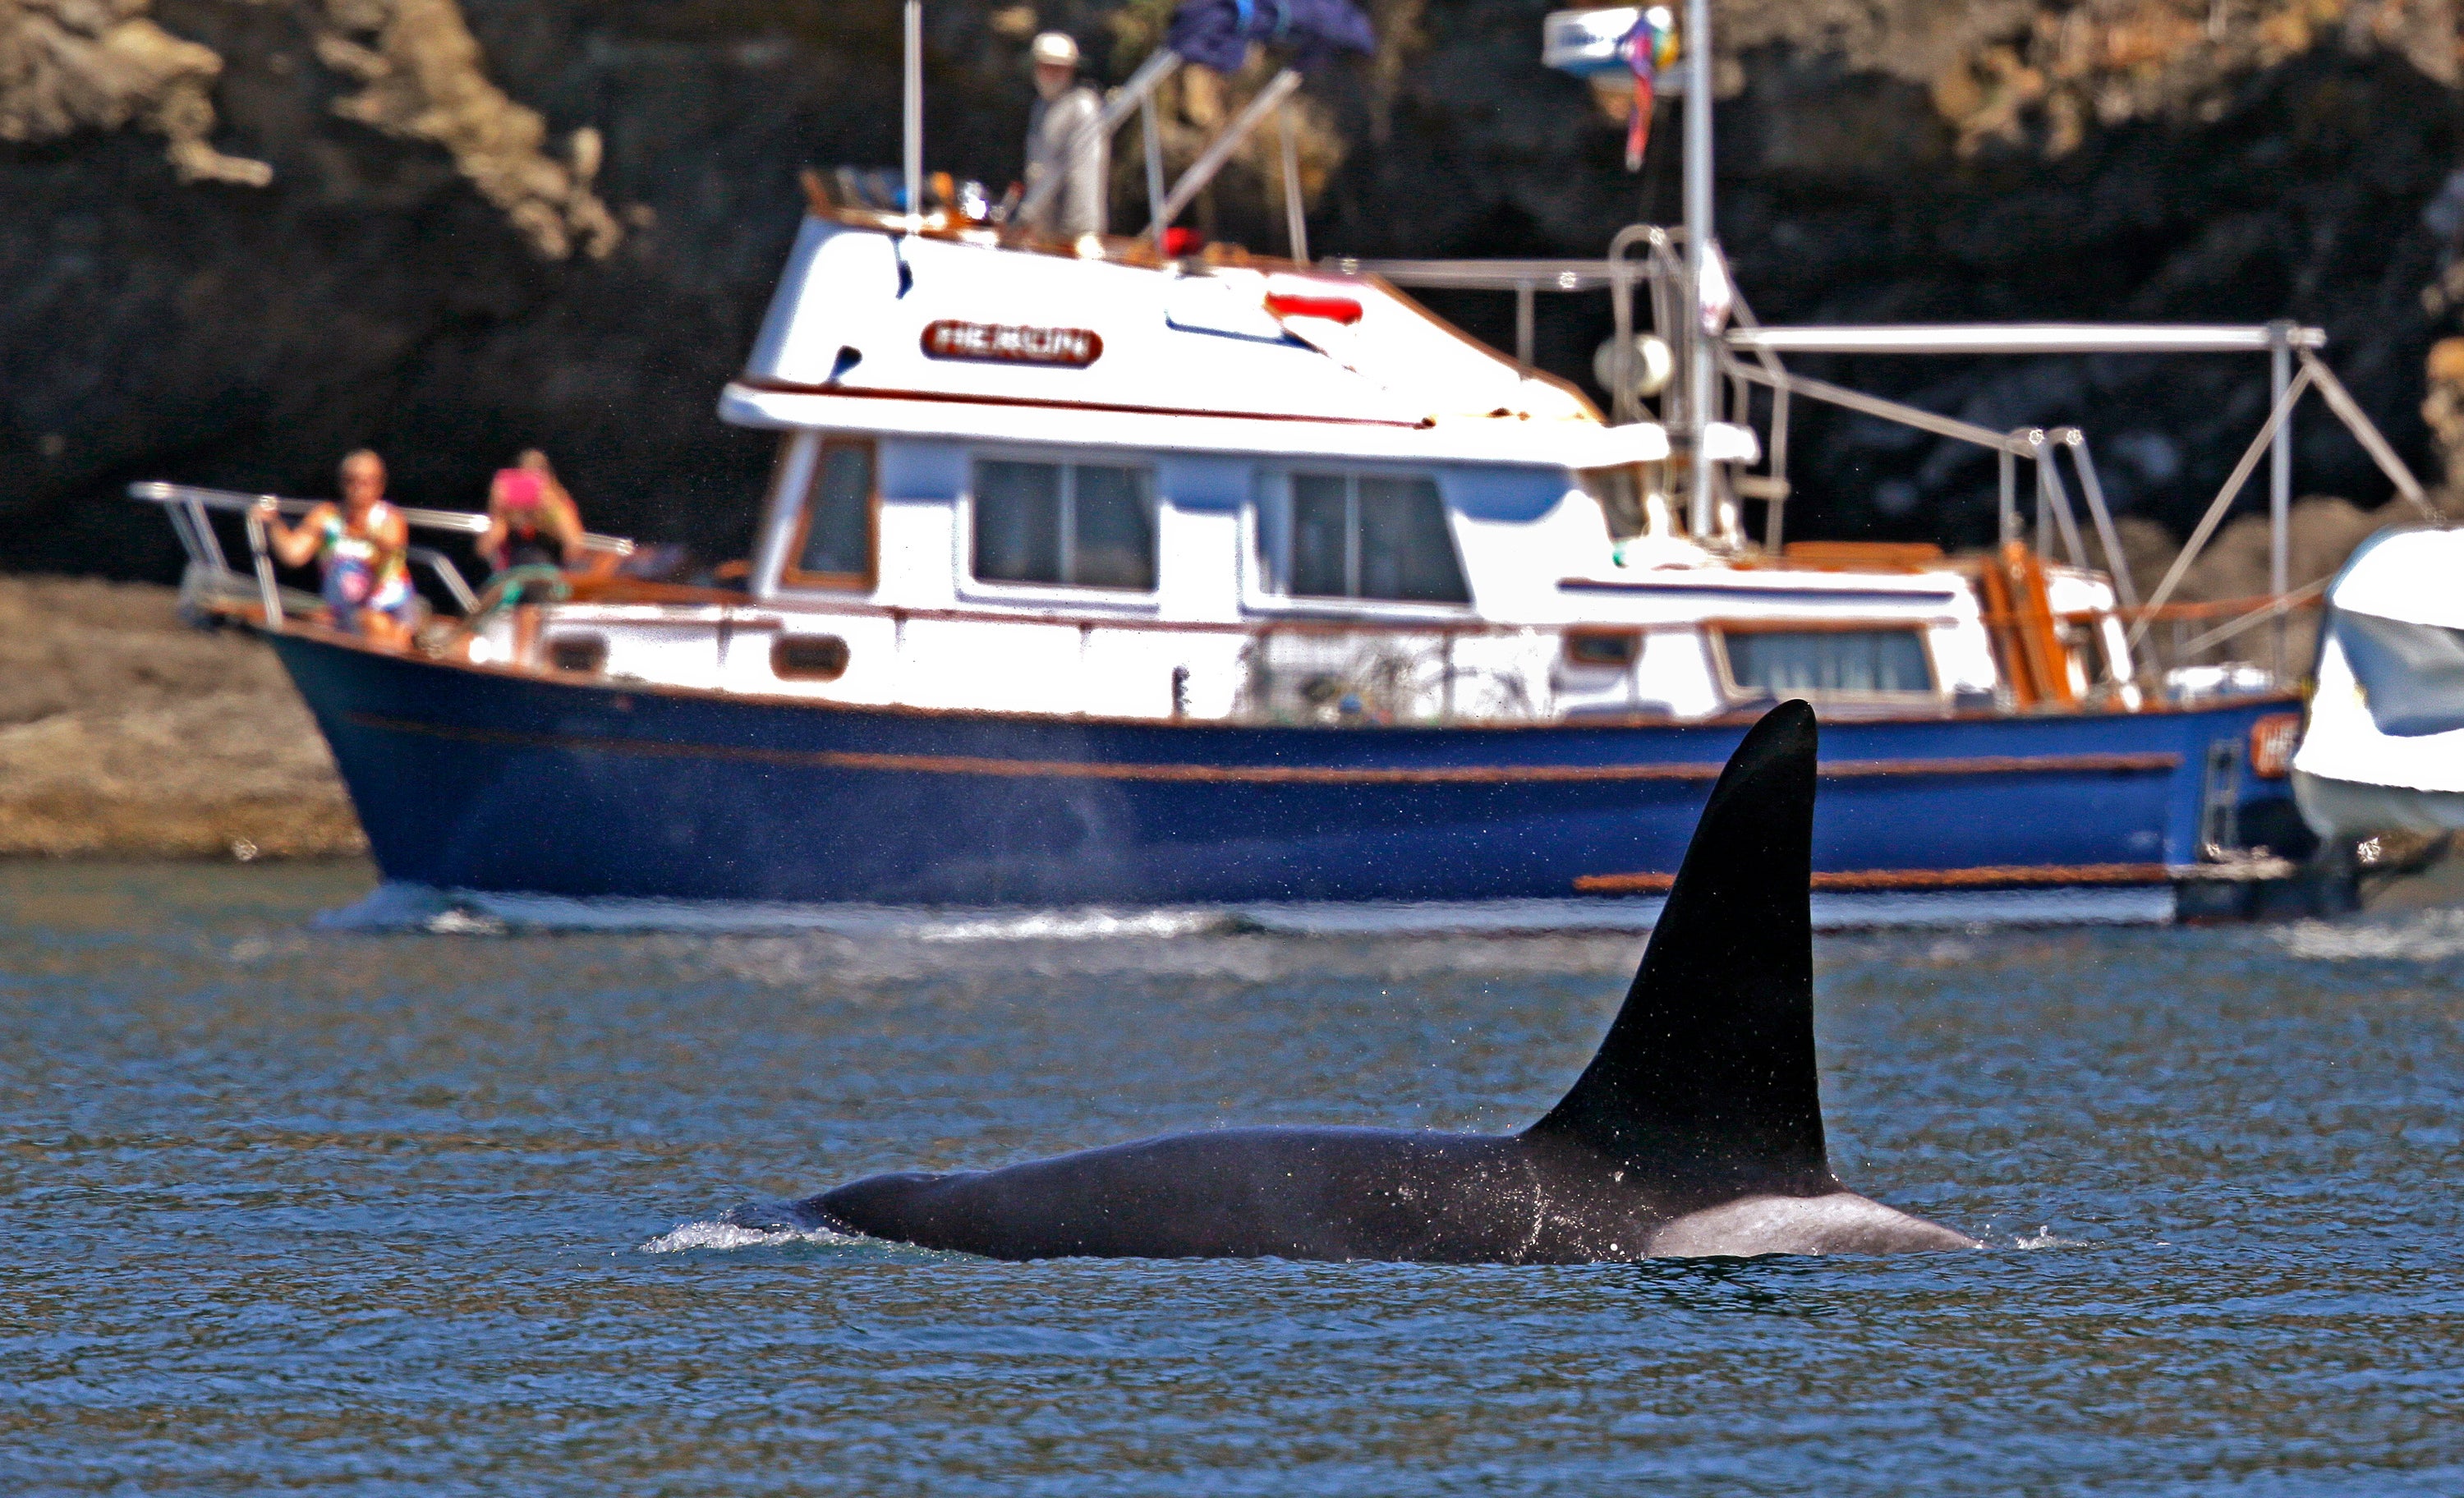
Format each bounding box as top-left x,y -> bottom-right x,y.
375,504 -> 410,558
256,502 -> 330,569
549,492 -> 586,566
476,499 -> 513,571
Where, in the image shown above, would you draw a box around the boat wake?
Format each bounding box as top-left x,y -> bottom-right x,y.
2273,908 -> 2464,961
317,882 -> 2175,937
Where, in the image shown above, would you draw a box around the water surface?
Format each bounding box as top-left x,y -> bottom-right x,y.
4,861 -> 2461,1494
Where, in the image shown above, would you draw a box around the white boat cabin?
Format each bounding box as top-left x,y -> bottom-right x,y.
468,213 -> 2135,724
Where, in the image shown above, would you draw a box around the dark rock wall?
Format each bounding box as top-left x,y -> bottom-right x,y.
4,0 -> 2459,578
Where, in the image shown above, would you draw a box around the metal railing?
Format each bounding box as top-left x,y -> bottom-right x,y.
131,481 -> 634,630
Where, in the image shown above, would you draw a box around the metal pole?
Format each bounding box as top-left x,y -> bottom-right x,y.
2034,442 -> 2053,555
902,1 -> 923,225
2130,362 -> 2318,650
1277,101 -> 1308,264
1142,95 -> 1166,233
2298,348 -> 2433,515
1998,448 -> 2016,549
1766,384 -> 1791,551
1021,49 -> 1183,228
2060,430 -> 2137,608
1515,281 -> 1535,379
2037,435 -> 2089,567
1682,0 -> 1715,538
2268,319 -> 2292,677
244,510 -> 284,629
1152,69 -> 1303,237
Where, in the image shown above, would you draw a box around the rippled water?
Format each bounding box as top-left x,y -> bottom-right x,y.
5,861 -> 2462,1494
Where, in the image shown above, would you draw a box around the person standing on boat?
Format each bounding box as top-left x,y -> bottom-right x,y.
1022,31 -> 1106,242
255,449 -> 416,650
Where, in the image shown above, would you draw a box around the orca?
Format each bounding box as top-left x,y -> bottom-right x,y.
736,701 -> 1979,1261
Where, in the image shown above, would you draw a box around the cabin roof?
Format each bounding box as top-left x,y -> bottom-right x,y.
726,218 -> 1661,468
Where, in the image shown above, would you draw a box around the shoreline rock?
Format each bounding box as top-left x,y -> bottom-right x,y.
0,573 -> 363,857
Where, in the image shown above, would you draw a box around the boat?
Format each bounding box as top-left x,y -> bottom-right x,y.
130,2 -> 2397,924
2293,527 -> 2464,840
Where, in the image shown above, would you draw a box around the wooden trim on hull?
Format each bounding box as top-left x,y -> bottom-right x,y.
342,710 -> 2177,788
1574,862 -> 2177,894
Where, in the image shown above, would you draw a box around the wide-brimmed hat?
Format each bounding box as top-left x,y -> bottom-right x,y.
1031,31 -> 1078,67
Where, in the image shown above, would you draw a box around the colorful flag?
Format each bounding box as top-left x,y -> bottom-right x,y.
1624,8 -> 1680,172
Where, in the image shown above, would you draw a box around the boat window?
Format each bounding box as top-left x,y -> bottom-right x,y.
1717,626 -> 1934,697
1283,473 -> 1469,604
783,437 -> 876,590
972,459 -> 1158,590
1564,628 -> 1642,668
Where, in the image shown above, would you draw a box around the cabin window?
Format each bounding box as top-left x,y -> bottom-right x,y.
1715,625 -> 1935,698
1283,473 -> 1469,604
1564,628 -> 1642,668
972,459 -> 1157,590
544,632 -> 609,674
771,633 -> 851,681
782,437 -> 876,590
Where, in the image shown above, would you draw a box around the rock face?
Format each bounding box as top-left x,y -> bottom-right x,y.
4,0 -> 2463,577
0,574 -> 361,856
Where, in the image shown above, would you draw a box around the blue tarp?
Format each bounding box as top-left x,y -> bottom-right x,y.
1168,0 -> 1377,75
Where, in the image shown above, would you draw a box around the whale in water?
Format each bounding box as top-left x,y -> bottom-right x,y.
738,701 -> 1979,1261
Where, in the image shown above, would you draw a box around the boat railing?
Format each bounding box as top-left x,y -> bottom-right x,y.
131,481 -> 636,630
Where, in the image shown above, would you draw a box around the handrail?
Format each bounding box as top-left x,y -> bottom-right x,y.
1149,69 -> 1303,238
2048,591 -> 2324,627
406,546 -> 480,613
128,481 -> 635,556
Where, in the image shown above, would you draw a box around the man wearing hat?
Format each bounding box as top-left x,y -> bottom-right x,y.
1023,31 -> 1106,241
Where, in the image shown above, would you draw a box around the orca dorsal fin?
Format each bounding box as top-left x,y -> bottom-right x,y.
1526,701 -> 1836,1199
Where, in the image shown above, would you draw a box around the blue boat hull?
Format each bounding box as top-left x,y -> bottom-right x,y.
269,631 -> 2303,906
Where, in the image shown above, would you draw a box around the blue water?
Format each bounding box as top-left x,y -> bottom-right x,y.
5,861 -> 2462,1494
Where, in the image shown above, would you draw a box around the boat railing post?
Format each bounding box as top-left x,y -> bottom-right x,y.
1998,445 -> 2018,550
1609,250 -> 1636,425
1605,224 -> 1662,427
902,0 -> 923,227
1142,93 -> 1167,235
406,547 -> 479,614
161,496 -> 208,575
1763,382 -> 1791,550
2127,360 -> 2316,653
1441,629 -> 1456,722
1150,69 -> 1303,240
2032,430 -> 2087,567
1515,281 -> 1536,380
186,494 -> 230,574
1023,47 -> 1183,231
1681,0 -> 1717,540
243,508 -> 284,629
2059,429 -> 2139,609
2268,319 -> 2292,679
1277,99 -> 1309,264
2294,346 -> 2433,517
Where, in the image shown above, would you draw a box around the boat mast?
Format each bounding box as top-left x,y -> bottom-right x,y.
1681,0 -> 1715,538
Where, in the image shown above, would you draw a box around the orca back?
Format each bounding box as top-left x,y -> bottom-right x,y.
1527,701 -> 1834,1201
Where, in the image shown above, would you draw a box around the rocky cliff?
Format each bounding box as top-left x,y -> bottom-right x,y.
6,0 -> 2463,576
